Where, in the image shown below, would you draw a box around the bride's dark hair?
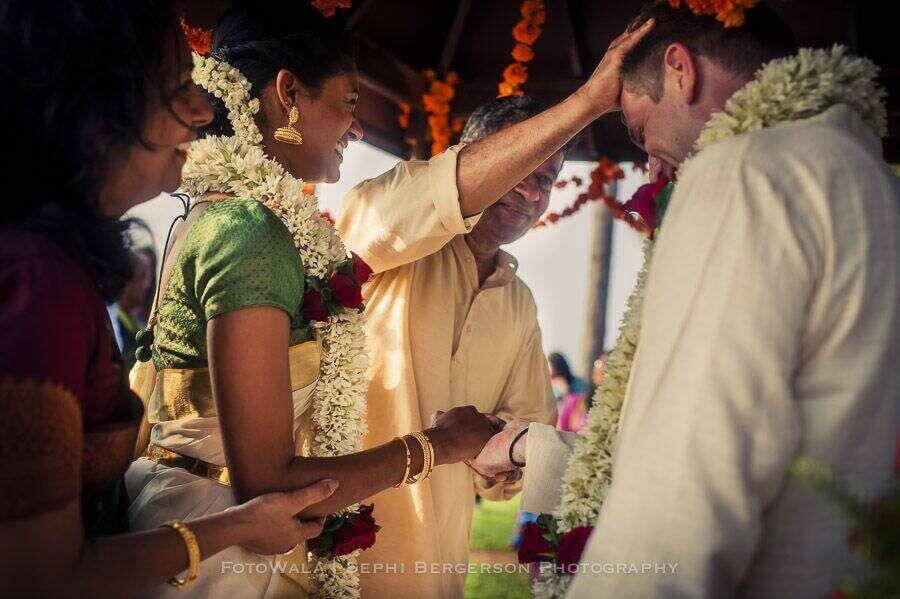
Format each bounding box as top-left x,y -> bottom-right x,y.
0,0 -> 184,300
203,2 -> 355,137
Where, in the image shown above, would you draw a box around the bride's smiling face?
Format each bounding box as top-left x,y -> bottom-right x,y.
260,69 -> 363,184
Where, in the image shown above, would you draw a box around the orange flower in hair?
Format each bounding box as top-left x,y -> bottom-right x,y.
512,43 -> 535,63
180,17 -> 212,56
668,0 -> 759,28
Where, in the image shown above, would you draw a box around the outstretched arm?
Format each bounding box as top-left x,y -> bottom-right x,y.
338,20 -> 655,273
209,306 -> 496,517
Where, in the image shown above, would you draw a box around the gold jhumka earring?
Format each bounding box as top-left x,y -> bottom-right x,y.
274,105 -> 303,145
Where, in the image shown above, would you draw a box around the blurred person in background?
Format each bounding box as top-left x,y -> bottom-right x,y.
549,351 -> 588,432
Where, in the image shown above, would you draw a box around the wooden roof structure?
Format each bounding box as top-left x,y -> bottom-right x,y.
188,0 -> 900,163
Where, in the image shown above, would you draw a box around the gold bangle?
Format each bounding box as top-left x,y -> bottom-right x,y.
419,432 -> 435,481
163,520 -> 201,588
408,432 -> 434,483
394,436 -> 412,487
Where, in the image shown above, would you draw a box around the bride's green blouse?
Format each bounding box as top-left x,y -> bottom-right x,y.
153,199 -> 313,370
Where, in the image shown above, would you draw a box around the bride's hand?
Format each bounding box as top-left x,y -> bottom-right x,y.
427,406 -> 498,465
229,478 -> 338,555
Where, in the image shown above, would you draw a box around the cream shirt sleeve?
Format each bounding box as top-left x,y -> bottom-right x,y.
336,144 -> 481,274
567,138 -> 814,598
475,323 -> 558,501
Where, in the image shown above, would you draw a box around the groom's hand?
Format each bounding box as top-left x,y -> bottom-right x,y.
577,18 -> 655,114
466,419 -> 531,480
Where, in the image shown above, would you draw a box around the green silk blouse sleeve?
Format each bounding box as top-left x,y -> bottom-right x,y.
187,200 -> 304,320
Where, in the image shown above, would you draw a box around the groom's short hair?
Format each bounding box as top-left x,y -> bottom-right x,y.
622,0 -> 797,101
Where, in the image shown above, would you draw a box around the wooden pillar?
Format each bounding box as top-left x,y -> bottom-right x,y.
580,182 -> 615,379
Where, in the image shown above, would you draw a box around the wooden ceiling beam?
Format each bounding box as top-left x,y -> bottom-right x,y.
439,0 -> 474,73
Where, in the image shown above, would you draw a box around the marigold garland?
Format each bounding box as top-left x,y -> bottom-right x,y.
422,70 -> 460,156
179,17 -> 212,56
499,0 -> 546,97
533,158 -> 627,229
668,0 -> 759,28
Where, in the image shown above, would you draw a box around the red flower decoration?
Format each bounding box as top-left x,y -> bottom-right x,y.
328,274 -> 363,309
517,521 -> 554,564
557,526 -> 593,571
622,177 -> 669,230
300,290 -> 328,321
351,253 -> 373,285
331,504 -> 380,555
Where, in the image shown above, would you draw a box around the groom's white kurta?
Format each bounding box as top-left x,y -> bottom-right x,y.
523,105 -> 899,598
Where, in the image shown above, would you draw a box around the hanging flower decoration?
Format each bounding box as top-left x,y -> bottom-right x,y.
532,157 -> 624,229
397,102 -> 411,130
499,0 -> 547,97
311,0 -> 352,18
422,70 -> 460,156
180,17 -> 212,56
668,0 -> 759,28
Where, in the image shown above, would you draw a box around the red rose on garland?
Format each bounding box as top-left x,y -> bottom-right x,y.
309,504 -> 380,557
332,504 -> 379,555
351,253 -> 373,285
517,521 -> 555,564
300,289 -> 328,321
557,526 -> 593,571
328,273 -> 363,309
622,177 -> 669,230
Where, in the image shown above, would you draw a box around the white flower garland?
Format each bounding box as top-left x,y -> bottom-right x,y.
534,45 -> 887,597
187,53 -> 368,598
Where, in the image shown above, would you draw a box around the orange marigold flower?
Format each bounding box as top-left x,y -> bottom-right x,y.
180,18 -> 212,56
423,69 -> 437,81
520,0 -> 545,18
311,0 -> 352,18
511,43 -> 535,63
430,80 -> 456,101
444,71 -> 461,86
497,81 -> 517,97
503,63 -> 528,86
528,10 -> 547,26
512,20 -> 542,45
398,113 -> 410,129
595,156 -> 625,182
452,116 -> 465,134
668,0 -> 758,28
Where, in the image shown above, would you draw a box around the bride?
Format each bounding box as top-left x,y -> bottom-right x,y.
125,4 -> 496,597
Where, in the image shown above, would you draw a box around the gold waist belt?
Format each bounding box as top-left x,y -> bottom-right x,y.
148,339 -> 321,423
146,444 -> 231,486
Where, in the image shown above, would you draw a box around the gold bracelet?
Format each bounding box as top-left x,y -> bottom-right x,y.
394,436 -> 412,487
419,432 -> 435,481
163,520 -> 201,588
408,432 -> 434,483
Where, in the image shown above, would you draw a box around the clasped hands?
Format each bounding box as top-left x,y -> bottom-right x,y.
431,409 -> 530,484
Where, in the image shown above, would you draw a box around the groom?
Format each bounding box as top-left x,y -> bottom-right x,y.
472,2 -> 898,597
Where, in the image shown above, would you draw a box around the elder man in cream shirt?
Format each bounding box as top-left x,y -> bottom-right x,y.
336,24 -> 657,596
337,94 -> 568,597
471,4 -> 898,598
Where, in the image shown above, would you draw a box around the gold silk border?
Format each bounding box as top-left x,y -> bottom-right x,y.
149,339 -> 322,422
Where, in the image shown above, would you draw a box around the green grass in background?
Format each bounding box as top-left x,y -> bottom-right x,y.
469,496 -> 522,551
466,496 -> 532,599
